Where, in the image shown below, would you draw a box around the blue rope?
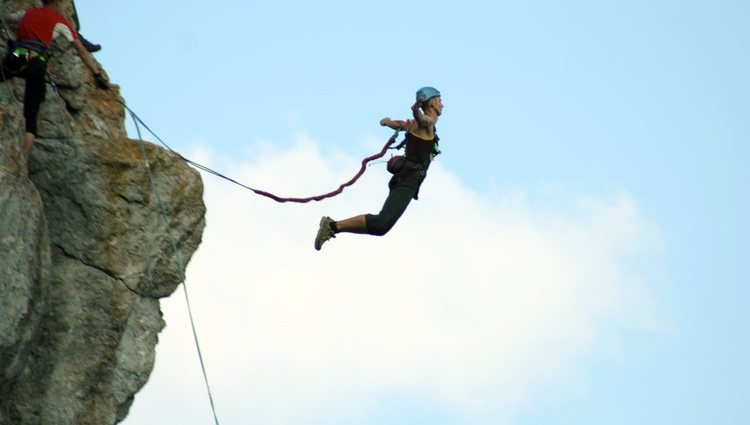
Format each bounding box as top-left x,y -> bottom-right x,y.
130,108 -> 221,425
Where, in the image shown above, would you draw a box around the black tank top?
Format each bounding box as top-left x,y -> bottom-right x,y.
404,131 -> 439,164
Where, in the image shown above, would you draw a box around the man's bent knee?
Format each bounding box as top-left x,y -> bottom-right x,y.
364,214 -> 396,236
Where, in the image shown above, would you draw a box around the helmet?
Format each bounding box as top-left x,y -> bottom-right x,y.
416,86 -> 441,103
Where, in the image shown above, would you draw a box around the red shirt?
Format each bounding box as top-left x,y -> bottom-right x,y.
14,7 -> 78,47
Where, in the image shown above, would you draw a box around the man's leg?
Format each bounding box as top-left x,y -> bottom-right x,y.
334,215 -> 368,233
359,175 -> 419,236
21,60 -> 47,161
315,174 -> 420,250
22,132 -> 34,159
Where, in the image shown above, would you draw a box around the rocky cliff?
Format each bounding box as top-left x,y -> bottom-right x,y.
0,1 -> 206,423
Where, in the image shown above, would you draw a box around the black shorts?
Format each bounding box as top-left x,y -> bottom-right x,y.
364,167 -> 425,236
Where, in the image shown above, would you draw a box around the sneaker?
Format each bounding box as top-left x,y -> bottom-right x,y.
314,216 -> 336,251
80,35 -> 101,53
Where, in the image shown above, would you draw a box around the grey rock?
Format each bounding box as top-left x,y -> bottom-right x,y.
0,1 -> 206,424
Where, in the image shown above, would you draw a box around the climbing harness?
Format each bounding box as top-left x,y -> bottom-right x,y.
121,100 -> 405,203
1,21 -> 48,78
386,132 -> 441,176
12,38 -> 48,61
3,44 -> 47,75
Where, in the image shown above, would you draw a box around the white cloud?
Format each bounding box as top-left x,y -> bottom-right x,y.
123,134 -> 666,425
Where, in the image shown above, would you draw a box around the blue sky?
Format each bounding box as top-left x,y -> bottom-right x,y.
71,1 -> 749,424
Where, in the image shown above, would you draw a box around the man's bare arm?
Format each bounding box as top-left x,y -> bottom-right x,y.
71,39 -> 115,89
380,117 -> 413,131
71,38 -> 101,75
411,100 -> 435,129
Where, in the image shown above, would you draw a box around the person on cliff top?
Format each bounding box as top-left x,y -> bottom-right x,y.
314,87 -> 443,251
0,0 -> 112,162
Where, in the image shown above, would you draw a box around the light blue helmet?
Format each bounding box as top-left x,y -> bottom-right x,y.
416,86 -> 441,103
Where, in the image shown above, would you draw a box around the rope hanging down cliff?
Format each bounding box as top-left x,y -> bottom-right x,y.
120,101 -> 402,203
130,112 -> 221,425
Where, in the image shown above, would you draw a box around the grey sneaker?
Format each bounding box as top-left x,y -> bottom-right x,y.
314,216 -> 336,250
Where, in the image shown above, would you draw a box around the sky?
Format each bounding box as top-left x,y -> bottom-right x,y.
69,1 -> 749,424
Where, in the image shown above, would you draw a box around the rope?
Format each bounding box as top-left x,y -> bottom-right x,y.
130,110 -> 221,425
119,101 -> 402,203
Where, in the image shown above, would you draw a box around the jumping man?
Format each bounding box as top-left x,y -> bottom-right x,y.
314,86 -> 443,250
1,0 -> 112,161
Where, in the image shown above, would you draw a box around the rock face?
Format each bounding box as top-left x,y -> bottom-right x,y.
0,1 -> 206,424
